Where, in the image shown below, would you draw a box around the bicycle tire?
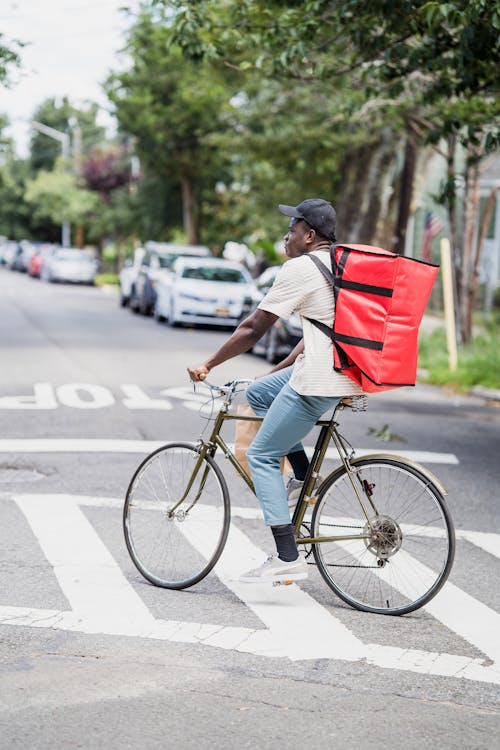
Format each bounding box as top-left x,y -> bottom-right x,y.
123,442 -> 230,589
311,457 -> 455,615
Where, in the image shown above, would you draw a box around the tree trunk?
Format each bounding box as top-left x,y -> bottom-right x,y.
446,135 -> 458,254
472,187 -> 498,322
181,176 -> 198,244
75,225 -> 84,249
336,130 -> 402,247
459,156 -> 481,344
392,136 -> 417,255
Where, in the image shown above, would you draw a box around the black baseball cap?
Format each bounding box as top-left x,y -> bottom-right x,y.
279,198 -> 336,241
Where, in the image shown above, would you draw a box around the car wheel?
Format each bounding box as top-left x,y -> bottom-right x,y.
168,302 -> 179,327
265,329 -> 281,364
119,290 -> 128,307
129,287 -> 140,313
154,303 -> 166,323
139,295 -> 151,316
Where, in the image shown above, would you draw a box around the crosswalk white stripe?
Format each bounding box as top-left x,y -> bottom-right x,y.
15,495 -> 156,633
9,495 -> 500,560
4,494 -> 500,683
0,439 -> 459,464
456,529 -> 500,560
177,506 -> 365,661
0,604 -> 276,653
333,538 -> 500,665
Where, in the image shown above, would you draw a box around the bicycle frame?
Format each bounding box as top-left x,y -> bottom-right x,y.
190,397 -> 378,548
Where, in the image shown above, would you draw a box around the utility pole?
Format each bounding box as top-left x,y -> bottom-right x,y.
31,121 -> 71,247
69,117 -> 83,247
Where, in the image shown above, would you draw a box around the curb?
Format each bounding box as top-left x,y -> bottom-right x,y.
469,385 -> 500,403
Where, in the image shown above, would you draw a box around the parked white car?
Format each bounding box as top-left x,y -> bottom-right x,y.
41,248 -> 98,284
130,242 -> 212,315
119,247 -> 144,306
154,257 -> 260,327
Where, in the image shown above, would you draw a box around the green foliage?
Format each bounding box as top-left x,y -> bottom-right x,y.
106,10 -> 242,241
0,33 -> 22,84
30,98 -> 105,173
418,326 -> 500,391
166,0 -> 500,148
94,273 -> 119,287
25,164 -> 99,225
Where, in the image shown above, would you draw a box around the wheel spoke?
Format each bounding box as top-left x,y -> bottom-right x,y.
312,459 -> 454,615
124,443 -> 230,589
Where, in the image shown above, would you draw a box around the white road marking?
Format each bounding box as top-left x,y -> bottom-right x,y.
1,493 -> 499,684
57,383 -> 116,409
334,537 -> 500,666
456,529 -> 500,561
16,495 -> 156,633
0,383 -> 57,410
0,438 -> 460,465
0,439 -> 165,453
121,384 -> 173,410
178,505 -> 364,661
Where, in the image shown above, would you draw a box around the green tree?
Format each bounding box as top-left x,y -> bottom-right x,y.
29,97 -> 105,173
106,8 -> 240,244
0,33 -> 22,84
25,163 -> 99,240
167,0 -> 500,342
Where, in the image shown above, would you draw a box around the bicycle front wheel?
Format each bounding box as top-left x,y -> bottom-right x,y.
124,442 -> 230,589
311,457 -> 455,615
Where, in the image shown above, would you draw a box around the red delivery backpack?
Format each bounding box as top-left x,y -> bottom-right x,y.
306,244 -> 439,392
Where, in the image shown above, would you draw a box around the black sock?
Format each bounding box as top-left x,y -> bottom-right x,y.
271,524 -> 299,562
286,450 -> 309,481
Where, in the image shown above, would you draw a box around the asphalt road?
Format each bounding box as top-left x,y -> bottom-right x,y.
0,268 -> 499,749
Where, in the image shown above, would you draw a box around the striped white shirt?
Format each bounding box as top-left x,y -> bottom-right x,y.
258,249 -> 364,397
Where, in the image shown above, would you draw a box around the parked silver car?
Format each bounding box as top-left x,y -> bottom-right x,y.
41,248 -> 98,284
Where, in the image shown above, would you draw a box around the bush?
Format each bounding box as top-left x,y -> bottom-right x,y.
418,327 -> 500,391
95,273 -> 119,287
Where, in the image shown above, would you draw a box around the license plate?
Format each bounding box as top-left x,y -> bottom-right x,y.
215,308 -> 230,317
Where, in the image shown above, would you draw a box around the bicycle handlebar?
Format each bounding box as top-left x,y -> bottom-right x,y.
199,378 -> 254,400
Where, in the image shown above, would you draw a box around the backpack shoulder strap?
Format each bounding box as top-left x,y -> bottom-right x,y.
306,252 -> 334,285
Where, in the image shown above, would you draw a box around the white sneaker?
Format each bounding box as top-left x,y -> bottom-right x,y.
239,554 -> 308,584
285,473 -> 324,508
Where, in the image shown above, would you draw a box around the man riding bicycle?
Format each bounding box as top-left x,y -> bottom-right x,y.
188,198 -> 364,584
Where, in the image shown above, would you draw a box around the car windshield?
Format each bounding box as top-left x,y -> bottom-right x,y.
158,252 -> 213,270
158,254 -> 177,269
55,250 -> 93,263
181,267 -> 248,283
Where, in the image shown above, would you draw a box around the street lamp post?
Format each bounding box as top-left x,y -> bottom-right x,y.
31,121 -> 71,247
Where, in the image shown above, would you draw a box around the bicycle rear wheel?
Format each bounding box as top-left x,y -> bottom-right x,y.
311,457 -> 455,615
124,442 -> 230,589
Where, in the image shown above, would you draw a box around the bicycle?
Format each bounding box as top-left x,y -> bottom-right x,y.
123,379 -> 455,616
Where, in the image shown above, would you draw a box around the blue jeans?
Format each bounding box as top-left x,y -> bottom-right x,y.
246,367 -> 340,526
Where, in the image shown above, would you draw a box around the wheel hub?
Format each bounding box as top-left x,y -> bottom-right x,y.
364,515 -> 402,559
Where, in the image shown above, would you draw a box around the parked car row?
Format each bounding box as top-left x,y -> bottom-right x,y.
119,241 -> 303,361
1,235 -> 302,363
120,242 -> 261,329
0,238 -> 99,285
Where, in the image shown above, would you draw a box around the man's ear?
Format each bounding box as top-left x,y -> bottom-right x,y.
305,227 -> 316,245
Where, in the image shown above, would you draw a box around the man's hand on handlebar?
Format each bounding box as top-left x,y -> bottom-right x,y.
188,363 -> 210,382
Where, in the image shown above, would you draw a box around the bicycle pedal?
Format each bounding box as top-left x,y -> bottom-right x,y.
273,579 -> 294,587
